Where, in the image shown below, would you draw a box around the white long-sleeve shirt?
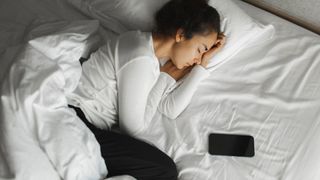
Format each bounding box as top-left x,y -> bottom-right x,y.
67,31 -> 210,135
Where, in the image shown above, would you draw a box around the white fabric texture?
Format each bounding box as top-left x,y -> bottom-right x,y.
0,20 -> 108,180
0,18 -> 210,179
1,0 -> 320,179
207,0 -> 275,69
66,0 -> 274,68
68,31 -> 210,135
67,0 -> 167,33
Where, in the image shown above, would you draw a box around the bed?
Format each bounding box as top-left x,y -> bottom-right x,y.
1,0 -> 320,180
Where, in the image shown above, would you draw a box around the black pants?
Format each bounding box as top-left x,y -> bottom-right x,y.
69,105 -> 178,180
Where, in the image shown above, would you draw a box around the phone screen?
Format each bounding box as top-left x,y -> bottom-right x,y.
208,133 -> 255,157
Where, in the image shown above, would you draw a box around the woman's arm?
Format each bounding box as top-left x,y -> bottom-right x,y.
117,58 -> 209,135
117,58 -> 175,136
157,64 -> 209,119
155,34 -> 226,119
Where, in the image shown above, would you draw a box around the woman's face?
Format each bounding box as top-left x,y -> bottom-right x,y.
171,30 -> 218,69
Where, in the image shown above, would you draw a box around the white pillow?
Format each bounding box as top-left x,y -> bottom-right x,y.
207,0 -> 274,69
67,0 -> 274,69
67,0 -> 168,33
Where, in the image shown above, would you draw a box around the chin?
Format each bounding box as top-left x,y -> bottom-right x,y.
177,65 -> 184,69
172,61 -> 182,69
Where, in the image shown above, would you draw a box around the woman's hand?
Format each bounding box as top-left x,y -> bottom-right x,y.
160,60 -> 192,81
200,33 -> 226,68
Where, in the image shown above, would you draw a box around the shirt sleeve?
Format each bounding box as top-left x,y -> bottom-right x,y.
117,58 -> 175,135
158,65 -> 210,119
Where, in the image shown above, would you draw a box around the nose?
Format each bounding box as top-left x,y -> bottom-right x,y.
196,53 -> 203,63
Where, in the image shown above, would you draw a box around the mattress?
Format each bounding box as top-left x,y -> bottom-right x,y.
1,0 -> 320,180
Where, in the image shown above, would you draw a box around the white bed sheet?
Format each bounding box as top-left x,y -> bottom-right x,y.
1,0 -> 320,180
134,1 -> 320,180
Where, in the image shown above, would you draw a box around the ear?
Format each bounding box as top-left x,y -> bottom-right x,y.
175,28 -> 185,43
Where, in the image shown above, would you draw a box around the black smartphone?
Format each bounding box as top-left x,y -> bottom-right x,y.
208,133 -> 255,157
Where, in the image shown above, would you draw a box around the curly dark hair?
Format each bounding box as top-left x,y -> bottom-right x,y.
153,0 -> 221,39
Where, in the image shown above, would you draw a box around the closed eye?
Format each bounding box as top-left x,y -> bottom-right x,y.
202,43 -> 208,51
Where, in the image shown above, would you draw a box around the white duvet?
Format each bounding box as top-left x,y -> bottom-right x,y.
1,0 -> 320,179
0,20 -> 110,180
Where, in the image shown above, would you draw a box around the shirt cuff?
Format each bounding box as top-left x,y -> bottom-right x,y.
159,72 -> 176,85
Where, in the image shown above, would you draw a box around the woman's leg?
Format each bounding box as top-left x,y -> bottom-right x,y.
97,130 -> 178,180
69,105 -> 178,180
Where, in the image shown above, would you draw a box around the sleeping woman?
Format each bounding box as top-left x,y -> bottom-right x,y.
67,0 -> 226,179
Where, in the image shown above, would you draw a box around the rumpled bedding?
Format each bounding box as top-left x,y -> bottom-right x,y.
1,0 -> 320,180
0,20 -> 109,180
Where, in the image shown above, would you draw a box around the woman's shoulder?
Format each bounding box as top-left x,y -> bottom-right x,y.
118,30 -> 154,57
116,30 -> 157,69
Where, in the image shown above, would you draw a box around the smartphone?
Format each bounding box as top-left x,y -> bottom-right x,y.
208,133 -> 255,157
